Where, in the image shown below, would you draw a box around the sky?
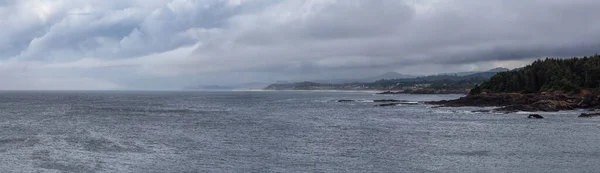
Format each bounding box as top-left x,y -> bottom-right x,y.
0,0 -> 599,90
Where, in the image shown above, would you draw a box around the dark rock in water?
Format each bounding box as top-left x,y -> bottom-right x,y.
377,91 -> 401,95
376,102 -> 419,107
427,93 -> 590,112
579,113 -> 600,118
373,99 -> 408,103
472,110 -> 491,113
528,114 -> 544,119
337,100 -> 355,102
377,103 -> 400,107
378,89 -> 468,94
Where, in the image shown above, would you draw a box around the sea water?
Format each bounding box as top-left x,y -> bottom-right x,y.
0,91 -> 598,172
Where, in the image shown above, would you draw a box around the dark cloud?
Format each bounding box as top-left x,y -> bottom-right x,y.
0,0 -> 599,89
210,0 -> 600,74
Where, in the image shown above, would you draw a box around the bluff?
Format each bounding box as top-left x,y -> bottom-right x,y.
429,54 -> 600,112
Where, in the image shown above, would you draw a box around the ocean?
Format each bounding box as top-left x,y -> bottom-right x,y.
0,91 -> 599,172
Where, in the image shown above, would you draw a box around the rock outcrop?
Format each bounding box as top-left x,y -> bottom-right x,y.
373,99 -> 409,103
377,89 -> 468,95
579,113 -> 600,118
528,114 -> 544,119
377,103 -> 400,107
428,92 -> 600,113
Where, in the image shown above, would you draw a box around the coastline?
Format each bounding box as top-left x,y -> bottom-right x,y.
260,89 -> 469,94
426,92 -> 600,113
252,89 -> 385,93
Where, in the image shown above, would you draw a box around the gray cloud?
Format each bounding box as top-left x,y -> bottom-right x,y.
0,0 -> 599,89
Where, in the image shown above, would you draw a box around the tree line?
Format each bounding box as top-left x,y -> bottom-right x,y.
470,54 -> 600,95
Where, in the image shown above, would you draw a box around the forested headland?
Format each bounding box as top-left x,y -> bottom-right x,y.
470,54 -> 600,95
432,54 -> 600,113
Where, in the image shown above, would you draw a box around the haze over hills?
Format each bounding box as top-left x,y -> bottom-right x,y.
184,72 -> 415,90
186,68 -> 513,90
185,82 -> 272,90
311,72 -> 416,84
264,67 -> 513,92
315,68 -> 511,84
437,67 -> 510,76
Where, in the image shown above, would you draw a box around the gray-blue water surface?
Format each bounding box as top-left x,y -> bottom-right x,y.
0,91 -> 599,172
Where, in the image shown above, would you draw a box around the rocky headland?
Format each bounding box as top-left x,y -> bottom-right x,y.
427,92 -> 600,113
425,54 -> 600,115
377,88 -> 469,95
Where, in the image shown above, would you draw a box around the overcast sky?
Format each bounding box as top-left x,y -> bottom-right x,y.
0,0 -> 599,90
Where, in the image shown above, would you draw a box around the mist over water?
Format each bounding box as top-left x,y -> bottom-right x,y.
0,91 -> 598,172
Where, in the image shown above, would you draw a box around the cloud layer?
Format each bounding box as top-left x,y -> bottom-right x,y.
1,0 -> 599,89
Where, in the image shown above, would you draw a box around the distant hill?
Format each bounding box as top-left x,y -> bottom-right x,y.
265,69 -> 508,91
372,72 -> 416,80
274,80 -> 292,84
471,54 -> 600,94
487,67 -> 511,72
438,67 -> 510,76
312,72 -> 416,84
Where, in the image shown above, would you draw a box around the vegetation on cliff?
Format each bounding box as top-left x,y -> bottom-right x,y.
430,54 -> 600,113
470,54 -> 600,95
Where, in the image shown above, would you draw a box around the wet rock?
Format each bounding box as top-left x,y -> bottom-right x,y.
472,110 -> 491,113
579,113 -> 600,118
528,114 -> 544,119
377,91 -> 402,94
533,100 -> 573,111
427,93 -> 524,107
377,89 -> 467,94
403,88 -> 467,94
376,103 -> 400,107
376,102 -> 419,107
399,102 -> 419,105
427,93 -> 597,112
373,99 -> 408,103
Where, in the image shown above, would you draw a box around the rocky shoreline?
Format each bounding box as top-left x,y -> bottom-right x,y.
337,99 -> 419,107
378,88 -> 468,95
426,92 -> 600,113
